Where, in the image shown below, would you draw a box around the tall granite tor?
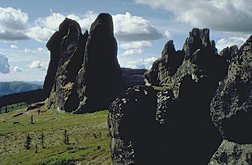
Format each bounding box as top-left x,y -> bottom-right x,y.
45,18 -> 88,112
44,13 -> 123,113
75,13 -> 123,113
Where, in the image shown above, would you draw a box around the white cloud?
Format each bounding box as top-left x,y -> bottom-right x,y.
27,11 -> 96,42
28,11 -> 163,42
120,41 -> 152,56
134,0 -> 252,32
10,44 -> 18,49
0,54 -> 10,73
123,49 -> 144,56
26,26 -> 55,42
35,12 -> 65,30
0,7 -> 28,30
164,30 -> 172,39
0,7 -> 29,40
37,47 -> 46,52
113,12 -> 163,41
120,41 -> 152,50
216,36 -> 246,51
11,66 -> 22,72
125,57 -> 157,69
29,60 -> 46,70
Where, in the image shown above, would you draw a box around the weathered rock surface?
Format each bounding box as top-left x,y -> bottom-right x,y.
211,35 -> 252,144
209,140 -> 252,165
108,85 -> 157,164
109,28 -> 230,164
45,18 -> 88,112
75,13 -> 123,113
145,40 -> 184,86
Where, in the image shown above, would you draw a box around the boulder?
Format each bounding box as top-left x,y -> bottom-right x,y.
75,13 -> 123,113
108,85 -> 157,165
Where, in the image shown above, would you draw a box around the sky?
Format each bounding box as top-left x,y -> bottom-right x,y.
0,0 -> 251,82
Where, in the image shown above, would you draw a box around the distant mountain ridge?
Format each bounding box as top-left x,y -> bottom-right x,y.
0,81 -> 42,96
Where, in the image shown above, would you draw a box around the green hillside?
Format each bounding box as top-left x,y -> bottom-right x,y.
0,104 -> 111,165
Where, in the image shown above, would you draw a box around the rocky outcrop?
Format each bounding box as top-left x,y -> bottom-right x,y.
56,19 -> 88,112
109,86 -> 157,165
45,18 -> 88,112
145,40 -> 184,86
44,19 -> 73,98
75,13 -> 123,113
211,35 -> 252,144
209,140 -> 252,164
43,14 -> 128,113
109,28 -> 230,164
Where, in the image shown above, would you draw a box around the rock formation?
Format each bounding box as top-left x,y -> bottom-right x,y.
75,13 -> 123,113
109,28 -> 231,164
145,40 -> 184,86
209,140 -> 252,164
211,35 -> 252,144
44,13 -> 126,113
44,18 -> 88,112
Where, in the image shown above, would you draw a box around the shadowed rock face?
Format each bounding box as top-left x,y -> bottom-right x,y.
56,20 -> 88,112
211,35 -> 252,144
109,28 -> 229,164
75,13 -> 123,113
44,13 -> 145,113
108,86 -> 157,165
44,18 -> 88,112
145,40 -> 184,86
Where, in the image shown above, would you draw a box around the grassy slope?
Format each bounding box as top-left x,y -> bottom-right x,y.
0,105 -> 111,165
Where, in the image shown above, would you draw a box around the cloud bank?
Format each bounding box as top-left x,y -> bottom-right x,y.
0,7 -> 28,40
135,0 -> 252,32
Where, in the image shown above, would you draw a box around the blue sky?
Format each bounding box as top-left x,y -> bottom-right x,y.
0,0 -> 251,82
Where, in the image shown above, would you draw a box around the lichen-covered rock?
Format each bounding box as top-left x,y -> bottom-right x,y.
209,140 -> 252,165
108,86 -> 157,165
75,13 -> 123,113
156,89 -> 175,124
44,19 -> 71,98
109,28 -> 226,164
45,18 -> 88,112
211,35 -> 252,144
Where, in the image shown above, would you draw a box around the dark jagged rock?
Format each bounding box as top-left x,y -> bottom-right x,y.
75,13 -> 123,113
109,28 -> 228,164
44,18 -> 88,112
44,18 -> 76,98
55,19 -> 88,112
145,40 -> 184,86
211,35 -> 252,144
209,140 -> 252,164
44,32 -> 61,98
108,85 -> 157,165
